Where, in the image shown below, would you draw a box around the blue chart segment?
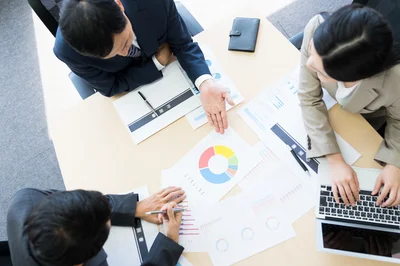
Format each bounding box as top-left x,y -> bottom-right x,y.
198,146 -> 239,184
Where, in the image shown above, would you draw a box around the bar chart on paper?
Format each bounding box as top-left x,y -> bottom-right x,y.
161,171 -> 206,252
179,201 -> 200,237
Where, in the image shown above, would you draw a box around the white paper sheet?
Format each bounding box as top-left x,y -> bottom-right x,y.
197,187 -> 296,266
186,45 -> 244,129
161,171 -> 207,252
103,186 -> 159,266
114,61 -> 201,144
240,142 -> 315,223
238,68 -> 361,173
165,128 -> 261,208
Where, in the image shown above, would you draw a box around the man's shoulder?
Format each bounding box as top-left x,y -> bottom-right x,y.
53,27 -> 84,63
7,188 -> 47,266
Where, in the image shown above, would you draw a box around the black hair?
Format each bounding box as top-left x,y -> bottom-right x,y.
313,4 -> 400,82
59,0 -> 127,58
24,190 -> 111,266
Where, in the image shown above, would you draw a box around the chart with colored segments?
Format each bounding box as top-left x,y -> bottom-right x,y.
199,145 -> 239,184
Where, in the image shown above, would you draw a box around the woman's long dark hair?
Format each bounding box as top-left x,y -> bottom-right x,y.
313,4 -> 400,82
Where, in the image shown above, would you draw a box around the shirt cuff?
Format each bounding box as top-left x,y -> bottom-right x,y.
195,74 -> 213,89
152,55 -> 165,71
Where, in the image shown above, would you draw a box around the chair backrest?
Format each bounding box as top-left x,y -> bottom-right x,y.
28,0 -> 60,37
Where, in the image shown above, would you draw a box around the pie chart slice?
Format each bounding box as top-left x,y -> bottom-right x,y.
198,146 -> 239,184
200,168 -> 231,184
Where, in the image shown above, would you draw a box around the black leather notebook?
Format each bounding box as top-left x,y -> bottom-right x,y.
228,17 -> 260,52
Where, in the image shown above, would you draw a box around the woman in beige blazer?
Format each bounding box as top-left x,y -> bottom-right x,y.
299,5 -> 400,207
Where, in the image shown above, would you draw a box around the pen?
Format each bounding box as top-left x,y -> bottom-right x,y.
138,91 -> 158,117
287,145 -> 311,177
145,208 -> 186,215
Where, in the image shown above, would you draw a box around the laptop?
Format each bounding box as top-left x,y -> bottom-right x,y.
316,167 -> 400,264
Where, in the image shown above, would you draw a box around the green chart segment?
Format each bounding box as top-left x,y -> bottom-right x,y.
198,146 -> 239,184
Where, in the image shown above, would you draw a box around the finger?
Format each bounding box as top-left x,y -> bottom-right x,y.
382,189 -> 396,207
377,185 -> 390,206
224,92 -> 235,106
344,184 -> 356,206
206,112 -> 214,126
394,193 -> 400,207
349,179 -> 359,202
158,213 -> 163,223
176,211 -> 183,224
172,193 -> 187,204
155,217 -> 163,225
167,206 -> 176,222
338,184 -> 350,206
214,113 -> 224,134
353,171 -> 360,191
163,190 -> 185,201
160,187 -> 181,197
168,201 -> 178,208
212,113 -> 220,133
372,176 -> 383,195
332,184 -> 340,204
221,110 -> 228,130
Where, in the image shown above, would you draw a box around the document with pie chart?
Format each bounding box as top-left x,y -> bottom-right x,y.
168,128 -> 261,207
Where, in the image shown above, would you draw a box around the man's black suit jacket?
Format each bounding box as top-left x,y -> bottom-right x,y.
7,188 -> 184,266
53,0 -> 211,97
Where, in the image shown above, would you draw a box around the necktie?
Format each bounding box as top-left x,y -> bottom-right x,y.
126,45 -> 142,58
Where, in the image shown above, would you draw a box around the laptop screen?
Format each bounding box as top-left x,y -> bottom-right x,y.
322,222 -> 400,258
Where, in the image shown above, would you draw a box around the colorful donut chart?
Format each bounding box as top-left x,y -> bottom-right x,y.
198,146 -> 239,184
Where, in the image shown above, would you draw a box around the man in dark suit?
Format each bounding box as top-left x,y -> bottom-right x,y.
54,0 -> 234,134
7,186 -> 186,266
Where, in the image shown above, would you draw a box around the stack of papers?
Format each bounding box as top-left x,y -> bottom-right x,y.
237,67 -> 361,177
161,128 -> 309,265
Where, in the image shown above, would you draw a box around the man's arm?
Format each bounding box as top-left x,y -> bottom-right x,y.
163,0 -> 211,85
141,233 -> 184,266
54,49 -> 162,97
105,193 -> 139,226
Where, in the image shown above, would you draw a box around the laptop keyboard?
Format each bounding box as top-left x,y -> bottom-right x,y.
319,185 -> 400,226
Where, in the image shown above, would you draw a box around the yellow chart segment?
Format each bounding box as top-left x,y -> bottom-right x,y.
214,145 -> 235,158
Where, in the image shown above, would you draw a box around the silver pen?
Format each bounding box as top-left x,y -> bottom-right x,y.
145,208 -> 186,215
138,91 -> 158,117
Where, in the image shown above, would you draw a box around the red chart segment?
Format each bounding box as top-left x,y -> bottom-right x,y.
198,145 -> 239,184
199,146 -> 215,169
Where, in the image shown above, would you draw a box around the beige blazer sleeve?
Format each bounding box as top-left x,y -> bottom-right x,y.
375,96 -> 400,168
298,15 -> 340,158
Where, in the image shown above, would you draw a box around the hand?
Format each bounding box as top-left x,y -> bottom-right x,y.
199,79 -> 235,134
372,164 -> 400,207
135,187 -> 186,224
158,202 -> 182,243
155,43 -> 172,66
327,153 -> 359,206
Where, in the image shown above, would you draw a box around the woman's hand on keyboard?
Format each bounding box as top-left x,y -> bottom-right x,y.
373,164 -> 400,207
327,153 -> 360,206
